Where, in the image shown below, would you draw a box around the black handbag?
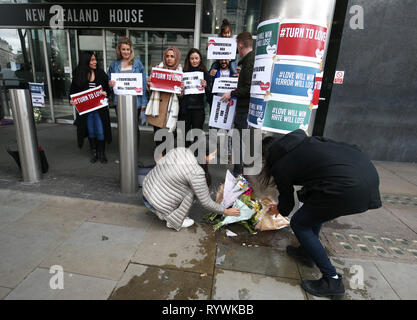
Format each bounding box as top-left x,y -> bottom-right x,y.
6,145 -> 49,174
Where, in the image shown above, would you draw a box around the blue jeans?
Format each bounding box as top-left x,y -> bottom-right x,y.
290,205 -> 339,277
142,195 -> 155,212
87,111 -> 104,140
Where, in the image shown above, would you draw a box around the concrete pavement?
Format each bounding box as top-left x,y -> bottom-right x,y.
0,123 -> 416,300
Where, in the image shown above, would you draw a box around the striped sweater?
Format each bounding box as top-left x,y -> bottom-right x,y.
142,147 -> 225,231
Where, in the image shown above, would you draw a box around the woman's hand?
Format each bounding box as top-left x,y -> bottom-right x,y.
100,91 -> 107,97
181,81 -> 185,92
141,105 -> 146,110
69,99 -> 76,106
109,80 -> 116,87
209,69 -> 217,77
224,208 -> 240,216
268,204 -> 279,217
201,79 -> 207,89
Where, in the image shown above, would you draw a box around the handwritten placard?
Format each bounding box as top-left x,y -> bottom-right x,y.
183,71 -> 205,95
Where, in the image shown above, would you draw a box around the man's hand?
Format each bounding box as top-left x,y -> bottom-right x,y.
220,91 -> 232,102
224,208 -> 240,216
209,69 -> 217,77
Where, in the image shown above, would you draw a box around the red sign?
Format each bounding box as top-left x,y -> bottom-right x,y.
334,71 -> 344,84
70,86 -> 108,115
311,72 -> 323,109
277,20 -> 328,62
150,67 -> 183,94
259,81 -> 271,91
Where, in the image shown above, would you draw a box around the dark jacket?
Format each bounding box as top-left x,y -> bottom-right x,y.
69,68 -> 112,148
179,67 -> 211,115
231,50 -> 255,114
267,130 -> 382,217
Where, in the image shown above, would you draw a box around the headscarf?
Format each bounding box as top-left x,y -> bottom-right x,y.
163,46 -> 181,70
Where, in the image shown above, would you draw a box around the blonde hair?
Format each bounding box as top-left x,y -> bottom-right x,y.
116,36 -> 135,65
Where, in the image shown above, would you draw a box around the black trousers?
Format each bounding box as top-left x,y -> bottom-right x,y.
182,108 -> 205,147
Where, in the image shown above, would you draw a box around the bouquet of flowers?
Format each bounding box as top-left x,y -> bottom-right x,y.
205,171 -> 289,234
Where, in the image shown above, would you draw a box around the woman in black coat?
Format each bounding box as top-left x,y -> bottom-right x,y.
69,51 -> 112,163
179,48 -> 211,144
260,129 -> 381,299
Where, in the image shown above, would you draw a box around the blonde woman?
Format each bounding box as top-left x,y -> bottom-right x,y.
108,37 -> 148,160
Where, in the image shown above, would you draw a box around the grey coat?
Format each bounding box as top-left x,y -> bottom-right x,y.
142,148 -> 225,231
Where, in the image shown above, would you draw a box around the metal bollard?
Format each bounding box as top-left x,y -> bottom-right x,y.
9,89 -> 41,183
117,95 -> 138,194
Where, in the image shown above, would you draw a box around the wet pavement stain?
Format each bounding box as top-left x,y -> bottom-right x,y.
110,266 -> 212,300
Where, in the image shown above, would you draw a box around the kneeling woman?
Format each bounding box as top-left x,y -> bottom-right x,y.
142,141 -> 240,231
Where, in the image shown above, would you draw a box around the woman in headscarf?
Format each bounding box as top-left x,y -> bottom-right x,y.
145,46 -> 183,155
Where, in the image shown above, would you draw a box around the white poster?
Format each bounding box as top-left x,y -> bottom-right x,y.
183,71 -> 205,95
28,82 -> 45,107
250,57 -> 274,95
207,37 -> 237,60
212,77 -> 238,93
209,95 -> 236,130
111,73 -> 143,95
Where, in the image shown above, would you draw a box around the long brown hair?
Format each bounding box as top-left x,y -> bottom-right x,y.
183,48 -> 208,73
259,136 -> 276,189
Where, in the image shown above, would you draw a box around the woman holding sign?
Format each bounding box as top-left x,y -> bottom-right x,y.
70,51 -> 112,164
179,48 -> 210,138
107,37 -> 148,156
146,46 -> 183,153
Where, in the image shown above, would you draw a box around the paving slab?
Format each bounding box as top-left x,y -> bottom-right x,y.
5,268 -> 116,300
0,203 -> 89,288
0,287 -> 11,300
131,223 -> 217,275
39,222 -> 148,281
215,243 -> 300,280
0,204 -> 36,231
110,263 -> 212,300
373,163 -> 417,196
212,269 -> 306,300
42,195 -> 154,230
0,189 -> 51,207
376,161 -> 417,187
384,206 -> 417,237
374,260 -> 417,300
298,258 -> 400,300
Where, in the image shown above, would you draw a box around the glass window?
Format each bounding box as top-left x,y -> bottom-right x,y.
105,29 -> 127,67
0,28 -> 35,119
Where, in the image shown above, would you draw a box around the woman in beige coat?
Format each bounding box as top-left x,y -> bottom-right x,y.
146,46 -> 183,155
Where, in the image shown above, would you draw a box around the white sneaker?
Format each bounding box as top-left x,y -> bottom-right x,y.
181,217 -> 194,228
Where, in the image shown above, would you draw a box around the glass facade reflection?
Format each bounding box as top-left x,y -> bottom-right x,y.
0,0 -> 261,124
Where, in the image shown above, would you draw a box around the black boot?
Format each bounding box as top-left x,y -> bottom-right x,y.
286,245 -> 315,268
97,140 -> 108,164
88,138 -> 98,163
301,274 -> 345,300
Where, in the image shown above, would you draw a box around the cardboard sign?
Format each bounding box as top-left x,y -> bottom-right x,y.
150,67 -> 183,94
207,37 -> 237,60
270,60 -> 319,100
248,95 -> 267,128
28,82 -> 45,107
70,85 -> 108,115
334,70 -> 344,84
255,19 -> 280,57
277,19 -> 328,62
111,73 -> 143,95
311,72 -> 323,109
212,77 -> 238,93
209,95 -> 236,130
262,96 -> 311,134
250,57 -> 274,95
183,71 -> 205,95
